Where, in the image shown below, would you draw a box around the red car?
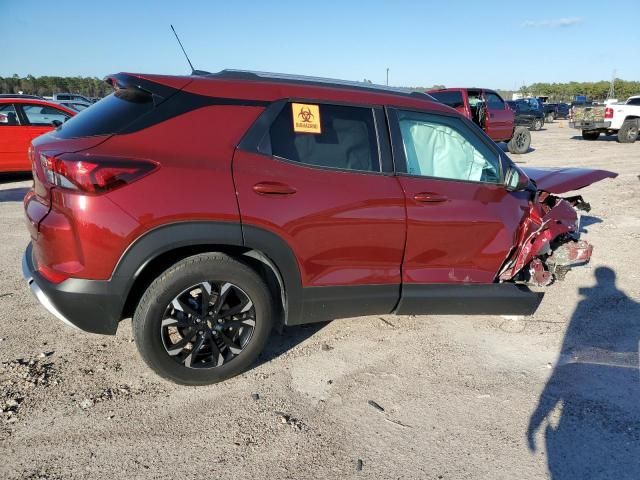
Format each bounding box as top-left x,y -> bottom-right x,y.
0,98 -> 75,172
22,71 -> 616,385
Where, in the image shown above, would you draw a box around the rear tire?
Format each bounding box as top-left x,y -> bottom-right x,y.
582,131 -> 600,141
507,127 -> 531,154
617,120 -> 639,143
133,253 -> 274,385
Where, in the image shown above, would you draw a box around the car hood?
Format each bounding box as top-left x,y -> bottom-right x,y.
521,167 -> 618,193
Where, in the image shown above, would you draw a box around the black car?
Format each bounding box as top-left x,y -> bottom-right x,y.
554,103 -> 570,119
542,103 -> 570,121
507,100 -> 545,131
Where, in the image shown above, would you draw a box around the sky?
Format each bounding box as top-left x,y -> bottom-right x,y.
1,0 -> 638,89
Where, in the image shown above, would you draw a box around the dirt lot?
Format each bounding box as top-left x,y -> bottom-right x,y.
0,122 -> 638,479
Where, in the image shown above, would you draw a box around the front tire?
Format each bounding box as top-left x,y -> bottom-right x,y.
133,253 -> 274,385
545,113 -> 554,123
617,120 -> 639,143
531,118 -> 543,131
582,130 -> 600,141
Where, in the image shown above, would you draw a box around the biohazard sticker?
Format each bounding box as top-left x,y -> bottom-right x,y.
292,103 -> 321,134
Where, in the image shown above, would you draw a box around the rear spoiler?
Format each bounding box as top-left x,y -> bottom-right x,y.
103,73 -> 190,107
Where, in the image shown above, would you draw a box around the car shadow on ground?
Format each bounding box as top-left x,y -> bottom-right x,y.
0,172 -> 32,184
254,322 -> 328,368
527,267 -> 640,479
0,187 -> 29,203
570,135 -> 619,142
498,143 -> 536,155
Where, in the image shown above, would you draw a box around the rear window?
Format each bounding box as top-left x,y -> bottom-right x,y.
268,103 -> 380,173
429,91 -> 464,109
55,88 -> 154,138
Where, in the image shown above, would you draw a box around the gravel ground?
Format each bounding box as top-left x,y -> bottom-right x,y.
0,122 -> 638,479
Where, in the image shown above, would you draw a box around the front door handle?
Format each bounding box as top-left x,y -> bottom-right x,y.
252,182 -> 297,195
413,192 -> 448,203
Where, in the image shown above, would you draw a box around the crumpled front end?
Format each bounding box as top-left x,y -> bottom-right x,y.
498,192 -> 593,286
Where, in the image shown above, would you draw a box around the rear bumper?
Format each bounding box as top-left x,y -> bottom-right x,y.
570,120 -> 611,130
22,243 -> 121,334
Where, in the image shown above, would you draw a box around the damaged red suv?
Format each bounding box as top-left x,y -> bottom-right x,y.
22,71 -> 616,384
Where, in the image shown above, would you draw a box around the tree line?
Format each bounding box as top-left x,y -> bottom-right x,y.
0,75 -> 112,98
520,79 -> 640,102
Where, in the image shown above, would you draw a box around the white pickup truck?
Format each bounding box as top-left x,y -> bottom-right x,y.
570,95 -> 640,143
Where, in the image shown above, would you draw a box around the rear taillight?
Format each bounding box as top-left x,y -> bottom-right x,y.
39,153 -> 156,194
604,107 -> 613,119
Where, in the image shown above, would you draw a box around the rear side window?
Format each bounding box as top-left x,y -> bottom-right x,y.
55,88 -> 154,138
269,103 -> 380,173
21,104 -> 71,126
429,91 -> 464,109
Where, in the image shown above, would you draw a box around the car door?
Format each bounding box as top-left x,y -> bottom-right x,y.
483,90 -> 512,140
386,107 -> 539,313
0,103 -> 29,171
233,100 -> 407,323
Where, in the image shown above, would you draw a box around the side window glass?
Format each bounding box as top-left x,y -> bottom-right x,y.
269,103 -> 380,172
0,104 -> 20,125
430,91 -> 464,109
22,104 -> 71,126
486,92 -> 505,110
397,111 -> 500,183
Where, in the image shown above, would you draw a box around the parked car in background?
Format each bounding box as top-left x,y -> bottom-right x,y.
0,94 -> 44,100
570,95 -> 640,142
52,93 -> 93,104
542,103 -> 557,123
22,70 -> 616,384
0,98 -> 75,172
506,100 -> 545,131
428,88 -> 531,153
553,103 -> 571,119
56,100 -> 91,112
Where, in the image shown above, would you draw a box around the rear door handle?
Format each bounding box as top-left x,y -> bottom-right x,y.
413,192 -> 448,203
252,182 -> 297,195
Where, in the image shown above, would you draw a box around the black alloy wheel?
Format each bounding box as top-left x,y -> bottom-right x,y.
161,281 -> 256,369
133,253 -> 274,385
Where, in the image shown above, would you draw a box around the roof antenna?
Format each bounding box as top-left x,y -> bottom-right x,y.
170,25 -> 209,75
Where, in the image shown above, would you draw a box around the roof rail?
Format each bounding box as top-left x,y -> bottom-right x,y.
208,69 -> 435,100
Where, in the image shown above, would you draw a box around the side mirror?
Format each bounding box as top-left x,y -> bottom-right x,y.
51,119 -> 62,127
504,165 -> 530,192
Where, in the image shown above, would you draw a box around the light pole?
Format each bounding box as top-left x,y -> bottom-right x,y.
386,68 -> 389,86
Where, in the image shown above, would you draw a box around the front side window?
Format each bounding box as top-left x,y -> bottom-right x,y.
485,92 -> 505,110
269,103 -> 380,173
21,104 -> 71,126
397,111 -> 500,183
0,104 -> 20,125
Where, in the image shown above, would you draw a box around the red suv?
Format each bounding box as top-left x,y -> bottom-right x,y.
22,71 -> 616,385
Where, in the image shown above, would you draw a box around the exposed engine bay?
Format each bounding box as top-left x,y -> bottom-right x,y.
498,192 -> 593,286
